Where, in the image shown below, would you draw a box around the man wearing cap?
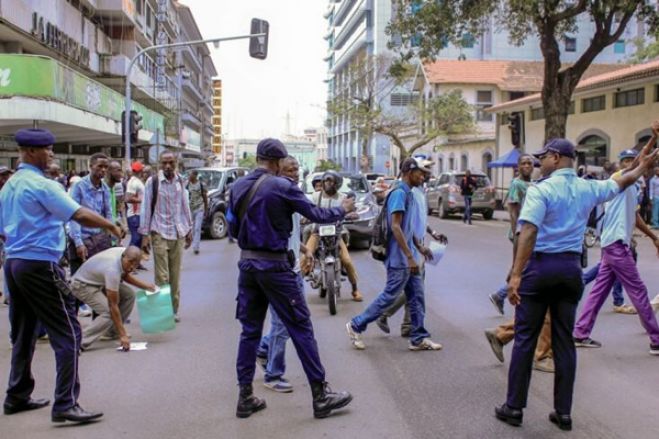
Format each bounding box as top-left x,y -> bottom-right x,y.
573,145 -> 659,355
0,128 -> 123,423
140,151 -> 192,323
228,138 -> 354,419
495,133 -> 658,431
125,161 -> 146,249
347,157 -> 442,352
0,165 -> 14,305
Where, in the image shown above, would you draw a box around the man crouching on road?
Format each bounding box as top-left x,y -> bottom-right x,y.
72,246 -> 156,351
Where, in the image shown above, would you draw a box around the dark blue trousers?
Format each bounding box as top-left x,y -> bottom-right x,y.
4,259 -> 81,412
506,253 -> 583,415
236,260 -> 325,386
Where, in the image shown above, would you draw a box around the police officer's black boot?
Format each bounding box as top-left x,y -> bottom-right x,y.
236,384 -> 266,419
310,381 -> 353,419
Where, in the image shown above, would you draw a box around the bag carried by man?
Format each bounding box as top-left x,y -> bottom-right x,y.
370,182 -> 411,262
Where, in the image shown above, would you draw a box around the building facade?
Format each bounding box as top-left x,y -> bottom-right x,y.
211,78 -> 222,159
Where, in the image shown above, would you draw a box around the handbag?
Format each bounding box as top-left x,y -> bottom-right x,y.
136,285 -> 176,334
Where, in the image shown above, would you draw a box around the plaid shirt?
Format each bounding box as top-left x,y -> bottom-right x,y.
139,171 -> 192,240
68,176 -> 113,247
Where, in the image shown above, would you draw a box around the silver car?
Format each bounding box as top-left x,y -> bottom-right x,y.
425,171 -> 496,220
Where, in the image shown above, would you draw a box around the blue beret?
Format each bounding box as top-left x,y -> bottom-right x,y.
256,138 -> 287,160
15,128 -> 55,147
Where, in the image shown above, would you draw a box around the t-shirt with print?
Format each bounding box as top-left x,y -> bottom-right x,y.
187,180 -> 205,212
73,247 -> 125,292
385,182 -> 418,269
126,176 -> 145,217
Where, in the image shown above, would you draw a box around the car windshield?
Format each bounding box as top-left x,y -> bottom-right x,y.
455,174 -> 491,188
304,173 -> 369,195
195,170 -> 224,191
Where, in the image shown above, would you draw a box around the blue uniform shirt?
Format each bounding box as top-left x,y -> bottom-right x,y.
519,168 -> 619,253
0,163 -> 81,263
229,168 -> 345,254
386,182 -> 419,269
68,175 -> 113,247
410,186 -> 427,242
600,170 -> 640,249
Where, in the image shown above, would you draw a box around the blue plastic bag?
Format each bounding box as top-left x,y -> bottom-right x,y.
136,285 -> 176,334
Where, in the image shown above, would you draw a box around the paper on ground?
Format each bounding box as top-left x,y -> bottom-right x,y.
117,342 -> 148,351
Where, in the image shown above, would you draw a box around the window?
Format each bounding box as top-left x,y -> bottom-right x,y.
390,93 -> 419,107
476,90 -> 493,122
582,95 -> 606,113
614,40 -> 626,54
614,88 -> 645,108
460,154 -> 469,171
448,156 -> 455,170
565,37 -> 577,52
530,107 -> 545,120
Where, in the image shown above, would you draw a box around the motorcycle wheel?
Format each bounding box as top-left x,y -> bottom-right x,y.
326,269 -> 337,315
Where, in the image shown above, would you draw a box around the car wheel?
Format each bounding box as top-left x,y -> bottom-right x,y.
210,211 -> 228,239
482,209 -> 494,220
438,200 -> 449,219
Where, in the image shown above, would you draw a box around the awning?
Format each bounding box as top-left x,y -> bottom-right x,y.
488,148 -> 520,168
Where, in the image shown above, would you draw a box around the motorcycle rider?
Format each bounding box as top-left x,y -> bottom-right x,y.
301,171 -> 363,302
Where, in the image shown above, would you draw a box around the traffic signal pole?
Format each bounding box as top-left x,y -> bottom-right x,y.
123,32 -> 266,166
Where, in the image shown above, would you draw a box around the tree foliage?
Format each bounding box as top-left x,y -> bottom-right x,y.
238,155 -> 257,169
314,159 -> 343,172
327,55 -> 475,164
629,35 -> 659,64
388,0 -> 659,142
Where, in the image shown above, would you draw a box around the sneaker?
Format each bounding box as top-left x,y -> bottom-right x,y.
78,305 -> 92,317
174,314 -> 181,323
256,355 -> 268,372
574,337 -> 602,348
264,378 -> 293,393
613,304 -> 637,315
409,338 -> 443,351
650,344 -> 659,356
533,357 -> 555,373
345,322 -> 365,350
489,293 -> 505,316
484,329 -> 504,363
376,316 -> 390,334
193,249 -> 199,255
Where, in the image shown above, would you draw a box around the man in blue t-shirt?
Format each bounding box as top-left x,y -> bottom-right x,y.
346,158 -> 442,351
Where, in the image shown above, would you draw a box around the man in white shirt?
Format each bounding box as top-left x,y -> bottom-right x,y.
125,162 -> 146,249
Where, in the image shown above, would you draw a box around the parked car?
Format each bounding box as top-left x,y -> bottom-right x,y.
182,167 -> 249,239
303,172 -> 380,248
365,173 -> 385,187
425,171 -> 495,220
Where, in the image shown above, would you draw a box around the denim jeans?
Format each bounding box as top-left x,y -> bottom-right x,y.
463,196 -> 473,224
495,283 -> 508,301
351,267 -> 430,346
583,262 -> 625,307
653,197 -> 659,228
191,208 -> 204,252
127,215 -> 142,248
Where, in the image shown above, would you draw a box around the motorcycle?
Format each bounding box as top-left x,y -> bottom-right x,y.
308,221 -> 346,315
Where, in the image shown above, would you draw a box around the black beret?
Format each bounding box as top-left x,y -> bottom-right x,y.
256,138 -> 287,160
15,128 -> 56,147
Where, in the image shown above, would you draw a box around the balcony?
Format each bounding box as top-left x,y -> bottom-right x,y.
182,45 -> 203,74
334,0 -> 370,51
334,0 -> 357,27
181,110 -> 202,129
95,0 -> 139,24
182,78 -> 204,102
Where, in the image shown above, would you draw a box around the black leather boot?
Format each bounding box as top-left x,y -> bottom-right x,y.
311,382 -> 352,419
236,384 -> 266,419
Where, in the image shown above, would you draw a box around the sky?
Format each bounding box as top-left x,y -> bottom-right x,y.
182,0 -> 328,140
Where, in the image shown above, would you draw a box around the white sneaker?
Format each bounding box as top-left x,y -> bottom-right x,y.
345,322 -> 365,350
78,305 -> 92,317
409,338 -> 443,351
651,295 -> 659,314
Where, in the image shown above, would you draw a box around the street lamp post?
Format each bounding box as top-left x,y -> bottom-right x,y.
124,32 -> 266,165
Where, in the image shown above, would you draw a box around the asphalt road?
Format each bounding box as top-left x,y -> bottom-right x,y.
1,213 -> 658,439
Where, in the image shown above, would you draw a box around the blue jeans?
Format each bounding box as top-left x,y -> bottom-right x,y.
583,262 -> 624,307
653,197 -> 659,228
192,208 -> 204,252
127,215 -> 142,248
496,283 -> 508,301
351,267 -> 430,346
257,306 -> 290,381
463,196 -> 473,224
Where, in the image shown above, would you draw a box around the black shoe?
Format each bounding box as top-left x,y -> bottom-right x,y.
4,397 -> 50,415
494,403 -> 523,427
488,293 -> 505,315
311,381 -> 352,419
549,412 -> 572,431
376,316 -> 390,334
236,384 -> 266,419
51,404 -> 103,423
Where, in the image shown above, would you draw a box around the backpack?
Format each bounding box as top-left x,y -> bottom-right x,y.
369,185 -> 411,262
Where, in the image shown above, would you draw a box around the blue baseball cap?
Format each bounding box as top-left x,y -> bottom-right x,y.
256,138 -> 288,160
532,138 -> 576,159
618,149 -> 638,160
15,128 -> 56,147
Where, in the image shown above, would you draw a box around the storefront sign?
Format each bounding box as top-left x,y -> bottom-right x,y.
31,13 -> 90,67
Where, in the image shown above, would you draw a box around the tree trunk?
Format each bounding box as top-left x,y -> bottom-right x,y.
360,132 -> 370,173
542,77 -> 573,142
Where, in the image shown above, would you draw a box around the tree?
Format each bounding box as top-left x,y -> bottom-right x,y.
238,155 -> 257,169
328,54 -> 475,166
315,159 -> 343,172
629,35 -> 659,64
388,1 -> 659,142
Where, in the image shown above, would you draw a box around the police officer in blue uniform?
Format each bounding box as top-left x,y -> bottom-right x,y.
0,129 -> 123,423
494,138 -> 658,431
229,138 -> 355,419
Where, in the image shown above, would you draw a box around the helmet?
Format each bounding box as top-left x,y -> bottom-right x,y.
311,174 -> 323,186
322,170 -> 343,189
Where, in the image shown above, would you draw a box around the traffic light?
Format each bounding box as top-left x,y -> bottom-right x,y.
507,112 -> 522,148
130,110 -> 143,144
249,18 -> 269,60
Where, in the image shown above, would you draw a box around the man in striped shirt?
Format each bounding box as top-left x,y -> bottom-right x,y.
139,151 -> 192,323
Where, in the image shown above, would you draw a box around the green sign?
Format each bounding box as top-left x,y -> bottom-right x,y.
0,54 -> 164,134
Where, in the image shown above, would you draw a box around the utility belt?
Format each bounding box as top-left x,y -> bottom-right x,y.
240,249 -> 295,266
530,251 -> 581,259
